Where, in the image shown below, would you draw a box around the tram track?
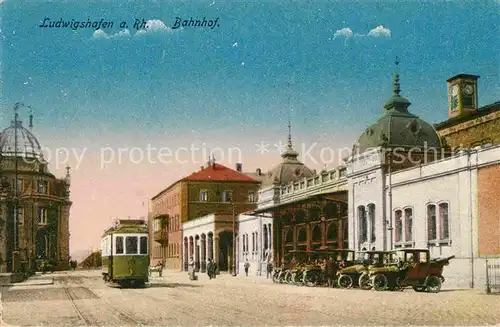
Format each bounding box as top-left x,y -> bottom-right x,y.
61,276 -> 146,326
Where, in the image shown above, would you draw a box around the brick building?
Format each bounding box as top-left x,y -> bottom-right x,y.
435,74 -> 500,149
149,159 -> 261,270
0,114 -> 71,278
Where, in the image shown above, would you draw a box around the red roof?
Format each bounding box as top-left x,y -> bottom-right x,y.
181,163 -> 258,182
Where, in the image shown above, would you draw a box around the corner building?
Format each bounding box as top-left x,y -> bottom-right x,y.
0,118 -> 72,274
149,159 -> 260,270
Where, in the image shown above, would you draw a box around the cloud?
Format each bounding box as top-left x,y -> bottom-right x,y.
136,19 -> 172,35
332,27 -> 354,40
92,29 -> 130,39
367,25 -> 391,38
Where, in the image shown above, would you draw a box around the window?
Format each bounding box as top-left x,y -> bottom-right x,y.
38,208 -> 48,225
154,219 -> 160,232
248,191 -> 256,202
368,204 -> 376,243
245,233 -> 249,253
15,178 -> 23,193
439,203 -> 449,239
395,210 -> 403,242
37,180 -> 48,194
358,206 -> 367,243
140,236 -> 148,254
255,232 -> 258,252
252,233 -> 255,252
404,208 -> 413,241
199,190 -> 208,201
242,234 -> 246,253
17,207 -> 24,225
115,236 -> 124,254
427,204 -> 437,241
125,236 -> 138,254
222,190 -> 232,202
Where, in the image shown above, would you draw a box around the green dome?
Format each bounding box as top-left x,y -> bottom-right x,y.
354,72 -> 442,154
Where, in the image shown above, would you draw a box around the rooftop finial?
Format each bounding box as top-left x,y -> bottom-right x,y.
393,56 -> 401,96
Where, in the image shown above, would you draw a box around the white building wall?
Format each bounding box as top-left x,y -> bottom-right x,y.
181,214 -> 215,272
237,213 -> 273,277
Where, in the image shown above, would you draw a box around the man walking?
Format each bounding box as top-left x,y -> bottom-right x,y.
207,258 -> 214,279
266,260 -> 273,279
244,259 -> 250,276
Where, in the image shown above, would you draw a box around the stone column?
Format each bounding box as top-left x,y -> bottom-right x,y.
214,235 -> 220,274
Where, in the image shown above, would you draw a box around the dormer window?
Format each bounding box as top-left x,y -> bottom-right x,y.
199,190 -> 208,202
37,180 -> 48,194
222,190 -> 232,202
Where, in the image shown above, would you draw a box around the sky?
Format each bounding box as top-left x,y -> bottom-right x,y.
0,0 -> 499,257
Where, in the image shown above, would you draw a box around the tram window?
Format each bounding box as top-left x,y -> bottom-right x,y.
115,236 -> 124,254
126,236 -> 138,254
140,236 -> 148,254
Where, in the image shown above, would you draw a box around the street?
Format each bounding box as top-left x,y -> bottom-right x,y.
1,270 -> 499,326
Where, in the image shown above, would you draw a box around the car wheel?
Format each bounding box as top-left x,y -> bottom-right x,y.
372,274 -> 388,291
426,276 -> 442,293
358,272 -> 371,290
337,274 -> 353,289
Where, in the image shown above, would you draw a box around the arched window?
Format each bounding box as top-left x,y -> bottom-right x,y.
285,229 -> 293,244
297,228 -> 307,243
263,225 -> 268,250
404,208 -> 413,241
311,225 -> 321,242
324,203 -> 337,218
394,210 -> 403,242
368,204 -> 376,243
294,210 -> 306,223
439,202 -> 449,239
327,221 -> 338,241
427,204 -> 437,241
358,206 -> 367,243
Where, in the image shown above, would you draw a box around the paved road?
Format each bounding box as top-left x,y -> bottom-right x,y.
1,270 -> 499,326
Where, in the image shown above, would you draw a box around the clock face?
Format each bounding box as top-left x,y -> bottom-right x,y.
451,84 -> 459,96
464,84 -> 474,95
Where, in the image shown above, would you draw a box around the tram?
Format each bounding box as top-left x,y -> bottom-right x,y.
100,219 -> 150,287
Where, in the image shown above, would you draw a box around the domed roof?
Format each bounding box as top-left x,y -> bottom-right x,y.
262,123 -> 315,187
354,72 -> 442,154
0,120 -> 43,159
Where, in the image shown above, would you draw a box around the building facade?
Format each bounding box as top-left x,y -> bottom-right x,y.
236,213 -> 273,276
345,70 -> 500,288
149,159 -> 260,270
0,117 -> 71,275
181,213 -> 237,273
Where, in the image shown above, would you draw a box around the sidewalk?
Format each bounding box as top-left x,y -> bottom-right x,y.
0,273 -> 54,287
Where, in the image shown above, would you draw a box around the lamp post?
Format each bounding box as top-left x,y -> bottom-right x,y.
232,202 -> 237,276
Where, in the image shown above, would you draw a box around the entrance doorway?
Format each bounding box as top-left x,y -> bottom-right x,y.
218,231 -> 233,272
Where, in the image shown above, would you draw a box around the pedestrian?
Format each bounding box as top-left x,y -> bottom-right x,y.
207,258 -> 214,279
244,259 -> 250,276
266,260 -> 273,279
188,256 -> 197,280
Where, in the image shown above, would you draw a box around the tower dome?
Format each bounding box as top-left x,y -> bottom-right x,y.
0,120 -> 43,159
354,65 -> 442,154
262,121 -> 315,186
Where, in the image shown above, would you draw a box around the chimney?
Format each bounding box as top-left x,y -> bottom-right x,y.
200,166 -> 204,171
236,163 -> 242,172
256,168 -> 261,175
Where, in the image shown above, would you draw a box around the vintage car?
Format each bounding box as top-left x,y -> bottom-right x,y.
337,251 -> 396,289
369,248 -> 455,293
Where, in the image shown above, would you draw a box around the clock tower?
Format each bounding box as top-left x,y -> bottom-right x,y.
446,74 -> 480,119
